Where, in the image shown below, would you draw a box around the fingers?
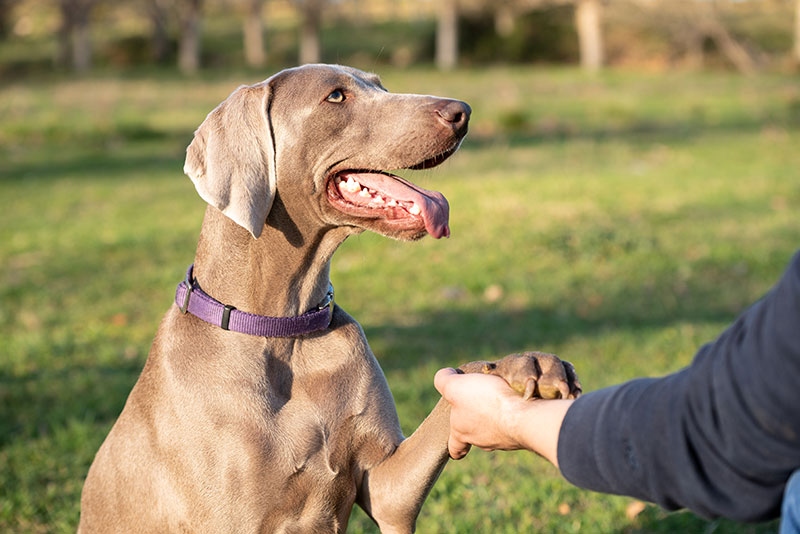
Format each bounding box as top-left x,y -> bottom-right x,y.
448,436 -> 471,460
437,367 -> 470,459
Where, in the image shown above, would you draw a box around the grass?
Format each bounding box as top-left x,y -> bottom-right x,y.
1,65 -> 798,533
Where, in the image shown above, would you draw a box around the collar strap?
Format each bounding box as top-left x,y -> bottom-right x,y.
175,264 -> 334,337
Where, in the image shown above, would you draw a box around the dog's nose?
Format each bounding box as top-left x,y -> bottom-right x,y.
435,100 -> 471,135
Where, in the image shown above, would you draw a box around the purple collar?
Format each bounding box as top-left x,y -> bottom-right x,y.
175,264 -> 334,337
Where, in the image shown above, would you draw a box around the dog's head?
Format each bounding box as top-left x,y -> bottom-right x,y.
184,64 -> 470,241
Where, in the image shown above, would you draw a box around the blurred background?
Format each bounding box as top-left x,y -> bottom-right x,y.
1,1 -> 799,533
2,0 -> 800,75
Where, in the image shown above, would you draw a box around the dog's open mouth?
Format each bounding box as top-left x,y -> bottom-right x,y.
326,170 -> 450,239
325,142 -> 463,239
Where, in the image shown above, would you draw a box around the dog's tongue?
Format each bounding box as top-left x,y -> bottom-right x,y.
341,172 -> 451,238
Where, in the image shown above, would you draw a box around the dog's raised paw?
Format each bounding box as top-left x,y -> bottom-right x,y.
458,352 -> 582,400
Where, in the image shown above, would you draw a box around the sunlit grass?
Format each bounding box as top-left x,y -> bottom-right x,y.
1,66 -> 798,533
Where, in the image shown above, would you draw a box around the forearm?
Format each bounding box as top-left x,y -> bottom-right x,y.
556,250 -> 800,521
508,398 -> 573,468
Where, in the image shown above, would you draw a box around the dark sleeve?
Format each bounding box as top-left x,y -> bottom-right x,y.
557,250 -> 800,522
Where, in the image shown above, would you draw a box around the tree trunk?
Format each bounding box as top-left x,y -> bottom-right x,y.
575,0 -> 604,72
684,30 -> 705,70
436,0 -> 458,71
703,17 -> 756,75
298,0 -> 321,64
72,11 -> 92,72
179,0 -> 202,74
244,0 -> 265,67
495,5 -> 515,38
57,1 -> 73,68
794,0 -> 800,65
56,0 -> 94,71
0,0 -> 11,39
148,0 -> 171,63
627,0 -> 758,75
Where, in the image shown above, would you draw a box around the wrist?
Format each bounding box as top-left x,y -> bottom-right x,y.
507,398 -> 574,467
502,395 -> 537,449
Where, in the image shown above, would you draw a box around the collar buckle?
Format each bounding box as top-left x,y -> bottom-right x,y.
318,283 -> 334,310
179,268 -> 194,314
318,283 -> 335,323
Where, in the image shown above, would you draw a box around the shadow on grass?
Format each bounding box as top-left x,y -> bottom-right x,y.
4,102 -> 799,185
1,262 -> 755,449
364,258 -> 773,375
0,246 -> 786,534
464,111 -> 800,150
0,361 -> 142,448
0,148 -> 185,183
364,303 -> 734,374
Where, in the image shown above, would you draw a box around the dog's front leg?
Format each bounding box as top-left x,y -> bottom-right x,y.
357,398 -> 452,534
357,351 -> 581,533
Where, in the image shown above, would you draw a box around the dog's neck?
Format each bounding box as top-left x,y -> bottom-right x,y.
193,202 -> 351,318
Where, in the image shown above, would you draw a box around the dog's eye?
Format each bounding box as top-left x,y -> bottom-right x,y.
326,90 -> 346,103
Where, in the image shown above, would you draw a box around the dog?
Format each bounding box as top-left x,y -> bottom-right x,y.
78,64 -> 580,534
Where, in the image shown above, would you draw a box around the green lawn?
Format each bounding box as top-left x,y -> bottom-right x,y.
1,66 -> 798,533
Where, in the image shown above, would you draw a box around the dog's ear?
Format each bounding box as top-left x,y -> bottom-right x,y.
184,80 -> 277,238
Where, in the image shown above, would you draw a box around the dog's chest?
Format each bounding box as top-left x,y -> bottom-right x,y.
169,323 -> 402,531
244,376 -> 395,532
265,362 -> 397,475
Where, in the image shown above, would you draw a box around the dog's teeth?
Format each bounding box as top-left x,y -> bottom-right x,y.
342,177 -> 361,193
358,189 -> 372,198
408,203 -> 421,215
373,196 -> 385,205
386,199 -> 397,207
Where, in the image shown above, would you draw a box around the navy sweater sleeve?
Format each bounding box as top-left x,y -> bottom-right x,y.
557,250 -> 800,522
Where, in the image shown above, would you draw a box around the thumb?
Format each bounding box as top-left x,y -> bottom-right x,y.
434,367 -> 459,397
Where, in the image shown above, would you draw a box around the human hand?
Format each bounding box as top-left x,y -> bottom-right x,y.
434,368 -> 532,459
434,367 -> 574,466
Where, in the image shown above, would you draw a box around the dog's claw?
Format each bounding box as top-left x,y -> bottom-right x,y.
522,378 -> 536,401
562,360 -> 582,399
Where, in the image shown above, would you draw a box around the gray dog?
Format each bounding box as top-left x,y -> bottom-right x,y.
79,64 -> 580,534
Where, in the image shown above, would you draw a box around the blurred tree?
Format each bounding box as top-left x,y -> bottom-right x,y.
57,0 -> 97,72
0,0 -> 12,39
795,0 -> 800,65
470,0 -> 601,71
146,0 -> 171,63
178,0 -> 202,73
242,0 -> 265,67
436,0 -> 458,70
574,0 -> 603,71
625,0 -> 757,74
223,0 -> 265,67
494,1 -> 515,37
293,0 -> 324,64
